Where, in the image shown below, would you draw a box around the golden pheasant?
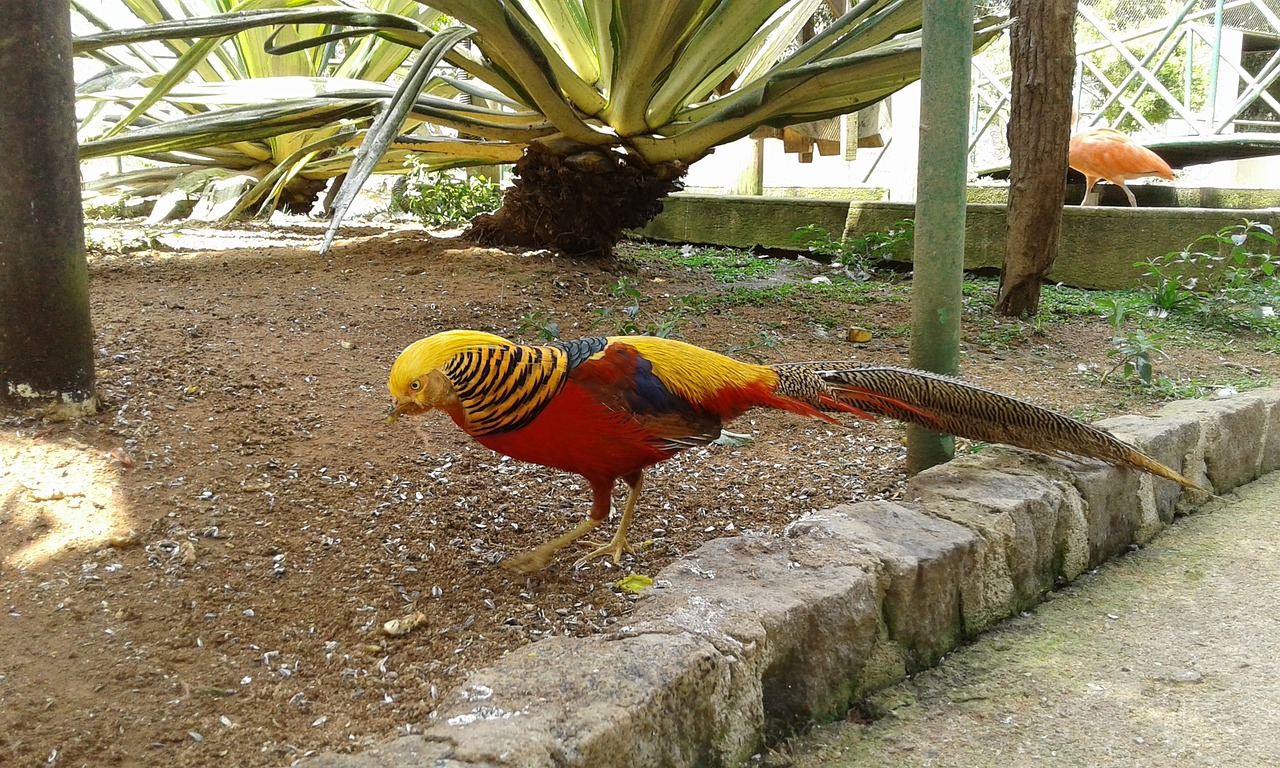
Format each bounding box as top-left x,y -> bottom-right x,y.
1069,127 -> 1175,207
388,330 -> 1201,572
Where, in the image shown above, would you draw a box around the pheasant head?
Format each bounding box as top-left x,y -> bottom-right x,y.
387,330 -> 510,422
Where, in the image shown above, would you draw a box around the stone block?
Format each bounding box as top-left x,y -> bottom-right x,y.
803,501 -> 981,670
1238,388 -> 1280,474
1062,459 -> 1151,558
1159,394 -> 1271,491
641,194 -> 851,250
905,451 -> 1084,630
1087,411 -> 1204,546
627,533 -> 883,735
421,632 -> 750,768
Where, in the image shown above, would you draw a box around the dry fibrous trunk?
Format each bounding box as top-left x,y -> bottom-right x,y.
466,142 -> 686,258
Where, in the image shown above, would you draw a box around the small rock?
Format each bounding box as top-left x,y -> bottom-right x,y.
1164,669 -> 1203,684
108,530 -> 142,549
382,610 -> 428,636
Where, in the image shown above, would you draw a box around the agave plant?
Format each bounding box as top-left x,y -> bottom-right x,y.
73,0 -> 485,219
427,0 -> 1010,256
75,0 -> 1006,254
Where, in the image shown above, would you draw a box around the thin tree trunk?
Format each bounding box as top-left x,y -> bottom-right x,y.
0,0 -> 96,416
996,0 -> 1078,316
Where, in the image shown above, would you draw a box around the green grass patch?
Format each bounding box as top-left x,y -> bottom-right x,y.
678,275 -> 893,315
679,284 -> 800,312
625,242 -> 781,282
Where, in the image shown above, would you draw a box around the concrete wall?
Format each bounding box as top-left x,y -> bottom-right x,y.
641,194 -> 1280,290
643,194 -> 855,255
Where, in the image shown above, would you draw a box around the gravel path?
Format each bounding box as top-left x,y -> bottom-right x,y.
787,471 -> 1280,768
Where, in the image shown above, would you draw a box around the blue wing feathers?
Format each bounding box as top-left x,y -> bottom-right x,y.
627,355 -> 697,416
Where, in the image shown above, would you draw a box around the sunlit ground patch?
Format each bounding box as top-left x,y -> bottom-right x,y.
0,432 -> 134,568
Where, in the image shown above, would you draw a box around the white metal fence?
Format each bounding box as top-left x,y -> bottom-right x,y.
969,0 -> 1280,168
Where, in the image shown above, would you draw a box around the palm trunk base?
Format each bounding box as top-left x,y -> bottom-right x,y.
281,177 -> 330,214
466,143 -> 685,257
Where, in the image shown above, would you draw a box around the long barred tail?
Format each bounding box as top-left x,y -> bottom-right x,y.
771,362 -> 1206,492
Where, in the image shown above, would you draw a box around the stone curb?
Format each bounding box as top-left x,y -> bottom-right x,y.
307,389 -> 1280,768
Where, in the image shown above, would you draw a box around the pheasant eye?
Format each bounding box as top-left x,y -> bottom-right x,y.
409,380 -> 422,391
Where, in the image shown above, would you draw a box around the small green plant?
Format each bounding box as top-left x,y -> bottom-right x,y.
670,245 -> 779,282
1068,405 -> 1108,423
393,157 -> 503,227
645,311 -> 687,339
627,243 -> 779,282
1098,297 -> 1167,386
723,329 -> 782,362
973,321 -> 1035,350
793,219 -> 913,279
516,311 -> 561,341
1106,327 -> 1168,386
1137,220 -> 1279,328
678,284 -> 799,314
593,276 -> 685,337
599,276 -> 643,333
1150,373 -> 1275,400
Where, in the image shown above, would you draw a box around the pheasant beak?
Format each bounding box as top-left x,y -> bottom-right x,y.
387,371 -> 456,424
387,399 -> 428,424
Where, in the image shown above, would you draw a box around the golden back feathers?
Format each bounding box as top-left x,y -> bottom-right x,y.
608,335 -> 778,405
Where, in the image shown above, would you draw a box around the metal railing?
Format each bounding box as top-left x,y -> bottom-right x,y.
969,0 -> 1280,167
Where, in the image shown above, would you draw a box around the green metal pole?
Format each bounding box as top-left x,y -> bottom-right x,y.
907,0 -> 973,473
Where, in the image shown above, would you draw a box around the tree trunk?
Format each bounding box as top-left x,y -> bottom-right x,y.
996,0 -> 1078,316
0,0 -> 96,416
466,143 -> 686,258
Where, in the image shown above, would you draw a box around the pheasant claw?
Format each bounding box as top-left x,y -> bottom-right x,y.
574,532 -> 637,567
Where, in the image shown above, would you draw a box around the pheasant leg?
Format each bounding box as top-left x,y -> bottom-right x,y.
576,473 -> 644,566
504,517 -> 602,573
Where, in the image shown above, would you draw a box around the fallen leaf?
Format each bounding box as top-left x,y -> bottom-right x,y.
614,574 -> 653,594
846,326 -> 874,343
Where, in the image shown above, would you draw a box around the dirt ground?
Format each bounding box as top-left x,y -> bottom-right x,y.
1,219 -> 1276,768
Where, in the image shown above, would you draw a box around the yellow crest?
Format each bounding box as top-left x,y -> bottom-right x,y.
388,329 -> 513,397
